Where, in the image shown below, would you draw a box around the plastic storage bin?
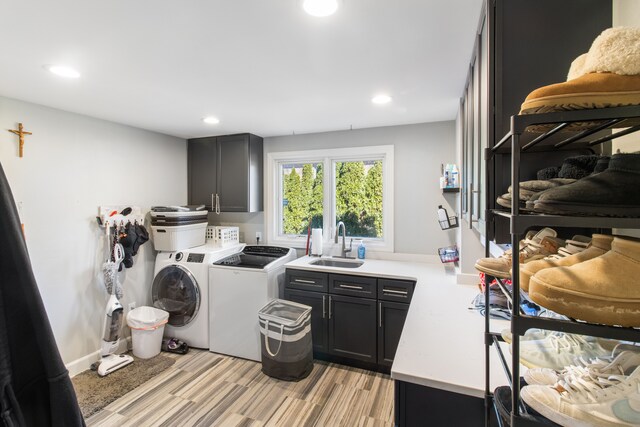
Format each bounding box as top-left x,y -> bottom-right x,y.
151,222 -> 207,252
127,306 -> 169,359
258,299 -> 313,381
206,226 -> 240,247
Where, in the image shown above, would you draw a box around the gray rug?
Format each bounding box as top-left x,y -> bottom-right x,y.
71,353 -> 176,418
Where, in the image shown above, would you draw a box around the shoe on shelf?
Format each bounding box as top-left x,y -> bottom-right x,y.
524,350 -> 640,387
521,364 -> 640,427
529,236 -> 640,327
553,235 -> 592,258
493,385 -> 561,426
516,333 -> 614,370
497,179 -> 577,210
533,153 -> 640,217
520,27 -> 640,117
501,328 -> 552,345
558,155 -> 601,180
475,228 -> 562,279
520,234 -> 613,292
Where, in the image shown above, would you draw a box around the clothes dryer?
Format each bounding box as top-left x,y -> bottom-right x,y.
151,243 -> 243,349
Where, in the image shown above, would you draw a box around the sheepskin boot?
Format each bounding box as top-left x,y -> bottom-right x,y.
519,234 -> 613,292
557,155 -> 600,179
520,27 -> 640,115
528,236 -> 640,327
537,166 -> 560,180
474,228 -> 563,279
591,155 -> 610,174
533,152 -> 640,216
497,178 -> 575,210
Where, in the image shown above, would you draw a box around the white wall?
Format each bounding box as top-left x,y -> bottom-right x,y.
613,0 -> 640,27
262,122 -> 458,256
0,96 -> 186,368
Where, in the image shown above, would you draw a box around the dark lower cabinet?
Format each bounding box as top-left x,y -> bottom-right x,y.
328,294 -> 377,363
284,289 -> 328,354
284,268 -> 415,372
378,301 -> 409,368
395,381 -> 493,427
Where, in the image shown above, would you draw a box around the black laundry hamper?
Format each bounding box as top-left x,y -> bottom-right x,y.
258,299 -> 313,381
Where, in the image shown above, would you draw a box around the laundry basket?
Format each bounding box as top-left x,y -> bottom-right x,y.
258,299 -> 313,381
127,306 -> 169,359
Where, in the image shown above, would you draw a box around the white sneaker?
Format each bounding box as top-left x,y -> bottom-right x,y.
522,365 -> 640,427
475,228 -> 562,278
501,328 -> 551,344
525,350 -> 640,386
517,333 -> 612,370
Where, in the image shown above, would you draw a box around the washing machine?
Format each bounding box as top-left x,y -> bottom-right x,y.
151,243 -> 244,349
209,245 -> 297,361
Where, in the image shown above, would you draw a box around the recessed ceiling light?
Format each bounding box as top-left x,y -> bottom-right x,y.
44,65 -> 80,79
203,116 -> 220,125
303,0 -> 338,17
371,94 -> 392,105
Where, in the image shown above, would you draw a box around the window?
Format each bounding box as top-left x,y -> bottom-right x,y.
267,146 -> 394,252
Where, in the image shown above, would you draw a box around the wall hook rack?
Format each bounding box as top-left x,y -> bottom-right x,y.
97,206 -> 145,229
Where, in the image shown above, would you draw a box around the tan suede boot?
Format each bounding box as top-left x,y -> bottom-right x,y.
520,234 -> 613,292
529,236 -> 640,327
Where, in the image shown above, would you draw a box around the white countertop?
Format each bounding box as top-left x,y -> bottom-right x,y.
285,256 -> 520,398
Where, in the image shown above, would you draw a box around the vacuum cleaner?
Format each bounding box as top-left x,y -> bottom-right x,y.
97,238 -> 133,376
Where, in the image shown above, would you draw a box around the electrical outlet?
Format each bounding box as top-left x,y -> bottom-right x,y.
128,302 -> 136,311
256,232 -> 262,241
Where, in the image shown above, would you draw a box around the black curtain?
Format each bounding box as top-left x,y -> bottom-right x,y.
0,160 -> 84,426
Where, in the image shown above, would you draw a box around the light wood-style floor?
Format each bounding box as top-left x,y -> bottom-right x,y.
86,350 -> 394,427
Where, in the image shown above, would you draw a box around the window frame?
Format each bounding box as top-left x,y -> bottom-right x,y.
266,145 -> 394,253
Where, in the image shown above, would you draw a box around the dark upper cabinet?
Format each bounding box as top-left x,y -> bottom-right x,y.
187,133 -> 263,213
284,288 -> 328,354
378,301 -> 409,367
461,0 -> 612,242
188,137 -> 218,209
328,294 -> 377,363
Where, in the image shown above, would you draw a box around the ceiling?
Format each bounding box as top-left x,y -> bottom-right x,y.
0,0 -> 483,139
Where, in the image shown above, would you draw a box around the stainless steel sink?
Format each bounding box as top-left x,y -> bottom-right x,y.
310,258 -> 363,268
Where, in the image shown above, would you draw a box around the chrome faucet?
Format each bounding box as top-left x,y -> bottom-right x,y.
335,221 -> 353,258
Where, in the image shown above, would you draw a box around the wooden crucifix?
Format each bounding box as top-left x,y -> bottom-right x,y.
8,123 -> 32,158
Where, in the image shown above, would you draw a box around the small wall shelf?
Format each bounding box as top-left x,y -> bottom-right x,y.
442,187 -> 460,193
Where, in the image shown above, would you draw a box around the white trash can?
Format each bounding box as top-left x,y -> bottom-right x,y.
127,306 -> 169,359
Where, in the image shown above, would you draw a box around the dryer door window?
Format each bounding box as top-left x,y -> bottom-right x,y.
152,265 -> 200,327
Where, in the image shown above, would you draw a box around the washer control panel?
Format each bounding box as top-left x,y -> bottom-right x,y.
186,253 -> 205,263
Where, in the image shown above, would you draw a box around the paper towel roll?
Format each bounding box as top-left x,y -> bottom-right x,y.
311,228 -> 323,255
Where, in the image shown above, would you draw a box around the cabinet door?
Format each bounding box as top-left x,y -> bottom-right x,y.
217,134 -> 250,212
328,294 -> 377,363
188,137 -> 217,209
284,289 -> 328,354
378,301 -> 409,367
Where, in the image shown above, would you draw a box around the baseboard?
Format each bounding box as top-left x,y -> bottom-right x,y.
66,337 -> 132,378
456,273 -> 479,286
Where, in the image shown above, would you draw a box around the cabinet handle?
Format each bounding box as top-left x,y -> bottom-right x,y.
211,193 -> 214,211
469,182 -> 479,228
383,289 -> 408,296
215,194 -> 220,214
322,295 -> 326,319
339,284 -> 363,290
329,296 -> 332,319
379,302 -> 382,327
294,279 -> 316,284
